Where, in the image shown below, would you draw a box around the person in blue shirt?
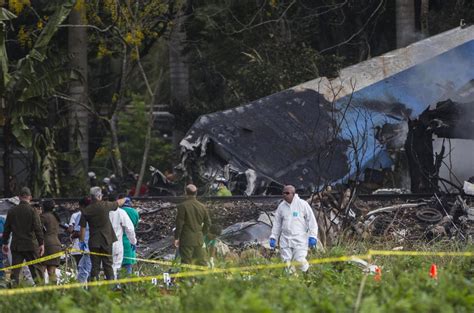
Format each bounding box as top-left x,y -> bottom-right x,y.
0,215 -> 5,279
74,197 -> 92,283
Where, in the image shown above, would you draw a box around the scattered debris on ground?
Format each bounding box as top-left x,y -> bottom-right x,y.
12,193 -> 473,260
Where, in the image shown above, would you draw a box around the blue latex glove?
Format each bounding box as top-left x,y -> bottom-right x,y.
123,197 -> 132,207
79,241 -> 87,252
269,238 -> 276,249
131,244 -> 136,252
308,237 -> 317,248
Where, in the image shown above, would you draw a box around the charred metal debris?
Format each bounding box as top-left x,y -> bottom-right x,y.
133,193 -> 474,258
178,27 -> 474,196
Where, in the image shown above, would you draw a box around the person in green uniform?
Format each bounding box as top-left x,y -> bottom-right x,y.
174,184 -> 211,266
121,198 -> 139,275
40,199 -> 62,284
216,181 -> 232,197
2,187 -> 45,285
204,224 -> 222,268
79,187 -> 126,281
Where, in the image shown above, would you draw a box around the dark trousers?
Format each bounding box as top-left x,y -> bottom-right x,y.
11,250 -> 44,285
0,251 -> 4,278
89,246 -> 114,280
180,245 -> 207,266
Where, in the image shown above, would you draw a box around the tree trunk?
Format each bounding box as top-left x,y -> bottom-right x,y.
109,114 -> 123,177
2,117 -> 12,197
134,67 -> 162,197
68,5 -> 89,169
107,47 -> 128,178
420,0 -> 429,36
134,98 -> 155,197
169,14 -> 189,105
169,9 -> 189,149
396,0 -> 416,48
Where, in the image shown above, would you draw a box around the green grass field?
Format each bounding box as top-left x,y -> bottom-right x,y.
1,242 -> 473,313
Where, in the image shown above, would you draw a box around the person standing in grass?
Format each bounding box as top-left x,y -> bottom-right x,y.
68,200 -> 84,267
79,187 -> 126,281
121,198 -> 140,274
108,195 -> 137,279
73,197 -> 92,283
174,184 -> 211,266
2,187 -> 45,285
204,224 -> 222,268
40,199 -> 62,284
270,185 -> 318,273
0,215 -> 5,279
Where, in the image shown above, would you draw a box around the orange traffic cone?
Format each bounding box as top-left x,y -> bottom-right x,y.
374,266 -> 382,281
429,263 -> 438,280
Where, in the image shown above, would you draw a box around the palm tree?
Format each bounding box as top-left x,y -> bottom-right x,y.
68,3 -> 89,170
168,1 -> 191,148
0,1 -> 77,196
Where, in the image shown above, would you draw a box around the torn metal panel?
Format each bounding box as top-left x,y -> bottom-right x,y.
220,211 -> 273,246
180,89 -> 351,191
420,99 -> 474,139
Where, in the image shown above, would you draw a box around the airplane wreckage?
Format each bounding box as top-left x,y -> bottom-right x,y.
178,24 -> 474,195
136,25 -> 474,256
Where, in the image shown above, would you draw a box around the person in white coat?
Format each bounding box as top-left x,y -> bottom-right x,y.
109,201 -> 137,279
269,185 -> 318,273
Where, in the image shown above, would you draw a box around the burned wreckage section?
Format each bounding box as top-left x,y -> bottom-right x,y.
164,27 -> 474,253
179,27 -> 474,196
178,89 -> 351,195
408,94 -> 474,193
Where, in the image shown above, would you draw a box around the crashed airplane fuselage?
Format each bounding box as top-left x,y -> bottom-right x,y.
179,25 -> 474,195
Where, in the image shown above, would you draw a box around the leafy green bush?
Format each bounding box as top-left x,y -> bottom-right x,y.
0,244 -> 472,312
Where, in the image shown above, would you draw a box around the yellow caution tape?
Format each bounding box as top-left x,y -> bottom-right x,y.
0,253 -> 372,296
309,254 -> 371,264
368,250 -> 474,257
69,248 -> 209,271
0,251 -> 66,272
0,249 -> 472,296
132,255 -> 209,271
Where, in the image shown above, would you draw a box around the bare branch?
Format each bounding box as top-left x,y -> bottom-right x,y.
222,0 -> 297,35
320,0 -> 385,53
59,24 -> 114,32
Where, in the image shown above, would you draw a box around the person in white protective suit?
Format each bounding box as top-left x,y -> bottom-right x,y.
269,185 -> 318,273
109,201 -> 137,279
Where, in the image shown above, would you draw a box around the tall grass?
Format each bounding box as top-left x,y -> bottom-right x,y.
0,243 -> 472,312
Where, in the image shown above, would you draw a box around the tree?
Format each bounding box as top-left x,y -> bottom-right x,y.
169,1 -> 191,148
396,0 -> 415,47
79,0 -> 178,180
169,2 -> 190,109
172,0 -> 390,132
90,95 -> 173,181
0,1 -> 78,196
68,1 -> 89,171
